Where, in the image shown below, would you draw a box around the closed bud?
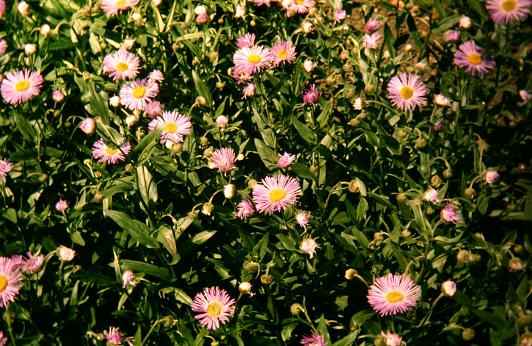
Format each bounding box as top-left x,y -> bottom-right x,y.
443,169 -> 452,178
109,95 -> 120,107
17,1 -> 30,16
459,16 -> 472,29
344,268 -> 357,280
216,81 -> 225,90
441,280 -> 457,296
309,165 -> 319,174
348,180 -> 359,193
260,274 -> 273,285
431,175 -> 442,187
171,143 -> 183,154
462,328 -> 475,341
396,193 -> 407,203
508,257 -> 524,271
290,303 -> 304,315
202,202 -> 214,216
196,96 -> 206,105
457,250 -> 471,263
464,187 -> 475,199
243,261 -> 259,273
209,51 -> 219,62
24,43 -> 37,56
414,137 -> 427,148
401,229 -> 411,237
200,137 -> 209,146
40,24 -> 51,36
247,179 -> 257,188
224,184 -> 237,199
238,282 -> 253,296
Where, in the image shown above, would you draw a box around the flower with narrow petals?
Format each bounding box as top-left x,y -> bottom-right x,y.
387,72 -> 427,112
0,159 -> 13,183
236,33 -> 256,49
148,69 -> 164,84
364,18 -> 382,33
270,40 -> 297,67
295,211 -> 310,229
119,79 -> 158,111
0,330 -> 7,346
144,101 -> 162,118
454,41 -> 495,76
233,45 -> 272,74
1,69 -> 44,105
289,0 -> 315,14
56,245 -> 76,262
381,331 -> 402,346
148,111 -> 192,145
300,331 -> 326,346
103,49 -> 140,80
236,199 -> 255,219
440,203 -> 462,224
303,84 -> 320,104
122,270 -> 137,288
231,66 -> 253,84
441,280 -> 457,297
485,170 -> 500,184
243,83 -> 256,98
300,237 -> 318,258
444,30 -> 460,43
252,175 -> 302,213
277,152 -> 296,169
80,117 -> 96,135
92,139 -> 131,164
367,273 -> 421,316
0,256 -> 24,308
423,187 -> 440,203
105,327 -> 124,346
101,0 -> 139,17
210,148 -> 236,174
55,199 -> 69,212
364,32 -> 382,50
333,9 -> 347,23
23,252 -> 44,274
191,286 -> 236,330
486,0 -> 531,23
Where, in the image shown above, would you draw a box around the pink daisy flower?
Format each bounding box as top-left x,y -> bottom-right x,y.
237,199 -> 255,219
333,9 -> 347,23
0,256 -> 24,308
101,0 -> 139,17
485,170 -> 500,184
191,286 -> 236,330
0,159 -> 13,183
119,79 -> 159,111
300,331 -> 326,346
92,139 -> 131,164
270,40 -> 297,67
148,111 -> 192,145
0,39 -> 7,56
364,18 -> 382,33
0,330 -> 7,346
55,199 -> 69,212
364,32 -> 382,50
144,101 -> 162,118
252,175 -> 302,213
277,152 -> 295,169
367,273 -> 421,316
486,0 -> 531,23
236,33 -> 256,49
381,331 -> 402,346
303,84 -> 320,105
1,69 -> 44,105
210,148 -> 236,174
454,41 -> 495,76
23,252 -> 45,274
289,0 -> 315,14
105,327 -> 124,345
387,72 -> 427,112
440,203 -> 462,224
233,45 -> 272,74
295,210 -> 310,229
103,49 -> 140,81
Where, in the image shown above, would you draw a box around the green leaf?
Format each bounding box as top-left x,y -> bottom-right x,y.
132,128 -> 160,163
121,259 -> 171,281
157,225 -> 178,261
107,210 -> 158,248
292,118 -> 316,144
192,230 -> 217,245
14,112 -> 37,143
254,138 -> 277,170
192,70 -> 212,106
136,165 -> 158,206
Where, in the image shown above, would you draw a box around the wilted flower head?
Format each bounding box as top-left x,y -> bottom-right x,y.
364,32 -> 382,50
122,270 -> 137,288
23,43 -> 36,56
519,90 -> 529,103
55,199 -> 69,212
1,69 -> 44,105
0,159 -> 14,182
367,273 -> 421,316
485,170 -> 500,184
191,286 -> 236,330
441,280 -> 457,297
300,237 -> 318,258
387,72 -> 427,112
105,327 -> 124,346
509,257 -> 525,271
486,0 -> 531,23
238,281 -> 254,296
17,1 -> 30,16
210,148 -> 236,174
0,256 -> 24,307
0,0 -> 6,18
101,0 -> 139,17
0,39 -> 7,56
23,252 -> 45,274
0,330 -> 7,346
459,16 -> 472,29
300,331 -> 326,346
79,117 -> 96,135
303,84 -> 320,104
56,246 -> 76,262
236,199 -> 255,219
364,18 -> 382,33
295,211 -> 310,229
454,41 -> 495,76
224,184 -> 237,199
423,187 -> 440,203
381,331 -> 403,346
333,9 -> 347,23
252,175 -> 302,213
302,59 -> 315,73
242,83 -> 256,98
444,30 -> 460,43
277,152 -> 296,169
235,5 -> 246,18
440,203 -> 462,224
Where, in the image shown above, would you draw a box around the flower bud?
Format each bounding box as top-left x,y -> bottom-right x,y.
260,274 -> 273,285
24,43 -> 37,56
52,90 -> 65,103
290,303 -> 304,315
464,187 -> 475,199
344,268 -> 357,280
441,280 -> 456,297
17,1 -> 30,16
459,16 -> 472,29
80,118 -> 96,135
224,184 -> 236,199
196,96 -> 206,105
509,258 -> 524,271
109,95 -> 120,107
431,175 -> 442,187
238,282 -> 253,296
461,328 -> 475,341
40,24 -> 51,36
202,202 -> 214,216
243,261 -> 259,273
57,245 -> 76,262
303,59 -> 315,73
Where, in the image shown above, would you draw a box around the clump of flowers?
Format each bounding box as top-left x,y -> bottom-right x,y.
191,286 -> 236,330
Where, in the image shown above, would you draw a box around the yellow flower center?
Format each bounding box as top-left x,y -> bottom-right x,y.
277,50 -> 288,60
105,146 -> 119,156
467,53 -> 482,65
296,0 -> 305,4
386,290 -> 405,303
400,86 -> 414,100
15,80 -> 30,92
0,275 -> 8,292
115,62 -> 129,72
163,122 -> 177,133
115,0 -> 127,9
269,188 -> 287,203
206,300 -> 223,318
247,54 -> 261,64
132,86 -> 146,99
501,0 -> 517,12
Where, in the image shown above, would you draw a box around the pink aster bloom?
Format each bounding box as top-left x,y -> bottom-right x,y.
1,69 -> 44,105
55,199 -> 69,212
381,331 -> 402,346
440,203 -> 462,224
277,152 -> 295,169
0,330 -> 7,346
119,79 -> 159,111
210,148 -> 236,174
231,66 -> 253,84
23,252 -> 45,274
144,101 -> 162,118
364,32 -> 382,50
148,111 -> 192,145
289,0 -> 315,14
0,39 -> 7,56
122,270 -> 137,288
295,210 -> 310,229
423,187 -> 440,203
486,0 -> 531,23
454,41 -> 495,76
485,170 -> 500,184
0,256 -> 24,308
387,72 -> 427,112
101,0 -> 139,17
334,9 -> 347,23
92,139 -> 131,164
444,30 -> 460,43
233,45 -> 272,74
303,84 -> 320,104
242,83 -> 256,98
367,273 -> 421,316
236,33 -> 256,49
236,199 -> 255,219
148,69 -> 164,84
80,117 -> 96,135
270,40 -> 297,67
105,327 -> 124,346
191,286 -> 236,330
103,49 -> 140,81
364,18 -> 382,33
0,159 -> 13,183
10,255 -> 25,271
252,175 -> 302,213
300,331 -> 326,346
